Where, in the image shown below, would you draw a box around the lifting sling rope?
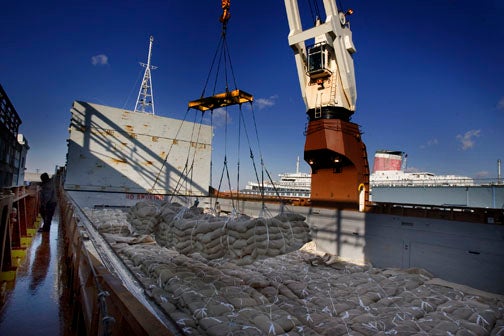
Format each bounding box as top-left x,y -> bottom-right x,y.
151,0 -> 247,206
198,0 -> 297,215
204,0 -> 249,213
189,0 -> 285,215
153,1 -> 291,213
149,1 -> 235,198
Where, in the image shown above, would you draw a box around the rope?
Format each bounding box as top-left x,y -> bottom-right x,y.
236,105 -> 242,194
196,9 -> 241,212
249,103 -> 290,206
306,0 -> 322,25
222,32 -> 239,91
170,111 -> 205,199
151,108 -> 190,192
200,34 -> 224,98
249,103 -> 264,199
200,18 -> 239,97
122,67 -> 144,109
210,111 -> 214,196
215,107 -> 236,211
170,118 -> 197,197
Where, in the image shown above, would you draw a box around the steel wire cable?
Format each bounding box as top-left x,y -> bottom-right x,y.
170,111 -> 205,201
151,108 -> 191,192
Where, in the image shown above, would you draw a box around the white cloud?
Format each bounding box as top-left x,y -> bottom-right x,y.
91,54 -> 109,66
497,97 -> 504,111
255,95 -> 278,110
420,138 -> 438,149
456,129 -> 481,150
427,138 -> 438,146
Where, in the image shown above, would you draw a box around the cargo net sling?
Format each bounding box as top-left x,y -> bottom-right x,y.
126,200 -> 311,265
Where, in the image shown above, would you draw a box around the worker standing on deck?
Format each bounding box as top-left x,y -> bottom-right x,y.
38,173 -> 57,232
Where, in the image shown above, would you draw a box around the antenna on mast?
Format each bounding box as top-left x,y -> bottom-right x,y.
134,35 -> 157,114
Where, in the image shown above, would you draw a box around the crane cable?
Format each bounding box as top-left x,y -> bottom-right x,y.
199,0 -> 250,212
306,0 -> 321,24
200,0 -> 238,99
184,1 -> 281,214
151,1 -> 295,210
214,105 -> 237,211
211,0 -> 287,212
249,101 -> 290,212
150,108 -> 191,193
151,106 -> 209,205
152,1 -> 235,197
169,111 -> 206,202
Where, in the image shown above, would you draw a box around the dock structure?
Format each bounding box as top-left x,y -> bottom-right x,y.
0,84 -> 38,295
0,84 -> 29,188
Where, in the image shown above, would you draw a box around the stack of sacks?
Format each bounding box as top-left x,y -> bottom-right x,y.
154,201 -> 184,247
83,208 -> 131,235
146,201 -> 311,265
155,202 -> 207,248
127,201 -> 160,234
225,212 -> 310,265
170,214 -> 232,259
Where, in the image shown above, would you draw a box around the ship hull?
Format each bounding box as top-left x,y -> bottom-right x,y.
371,185 -> 504,208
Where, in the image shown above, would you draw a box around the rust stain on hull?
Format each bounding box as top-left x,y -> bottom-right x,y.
111,158 -> 127,164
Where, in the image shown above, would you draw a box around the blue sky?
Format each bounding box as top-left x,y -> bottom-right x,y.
2,0 -> 503,186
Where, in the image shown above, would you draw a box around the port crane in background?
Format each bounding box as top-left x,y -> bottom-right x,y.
284,0 -> 370,211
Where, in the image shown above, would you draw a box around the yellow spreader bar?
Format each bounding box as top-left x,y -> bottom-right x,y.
188,89 -> 253,112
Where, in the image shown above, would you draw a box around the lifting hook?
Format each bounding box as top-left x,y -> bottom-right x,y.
219,0 -> 231,26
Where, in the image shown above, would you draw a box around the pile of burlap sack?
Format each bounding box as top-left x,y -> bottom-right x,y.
113,241 -> 504,336
83,207 -> 132,235
126,201 -> 311,265
86,206 -> 504,335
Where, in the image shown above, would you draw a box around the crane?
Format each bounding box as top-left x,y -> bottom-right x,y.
284,0 -> 369,211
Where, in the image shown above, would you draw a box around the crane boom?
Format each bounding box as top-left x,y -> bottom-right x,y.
285,0 -> 357,118
284,0 -> 369,210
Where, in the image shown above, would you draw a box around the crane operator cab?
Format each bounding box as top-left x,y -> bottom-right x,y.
307,42 -> 332,79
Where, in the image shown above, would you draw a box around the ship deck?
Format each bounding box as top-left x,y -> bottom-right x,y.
1,193 -> 504,335
0,210 -> 72,335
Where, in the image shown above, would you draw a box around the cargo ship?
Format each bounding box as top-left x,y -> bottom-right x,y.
370,150 -> 475,187
370,150 -> 504,208
2,1 -> 504,335
242,157 -> 311,198
242,150 -> 504,209
2,89 -> 503,335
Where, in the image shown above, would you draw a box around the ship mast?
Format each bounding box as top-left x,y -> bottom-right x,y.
134,36 -> 157,114
498,159 -> 502,185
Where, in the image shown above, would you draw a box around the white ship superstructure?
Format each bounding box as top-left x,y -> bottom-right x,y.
370,150 -> 474,187
242,157 -> 311,198
243,150 -> 477,199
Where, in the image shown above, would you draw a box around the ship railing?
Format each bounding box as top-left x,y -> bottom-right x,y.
57,177 -> 180,335
371,177 -> 503,187
0,185 -> 39,285
370,202 -> 503,225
